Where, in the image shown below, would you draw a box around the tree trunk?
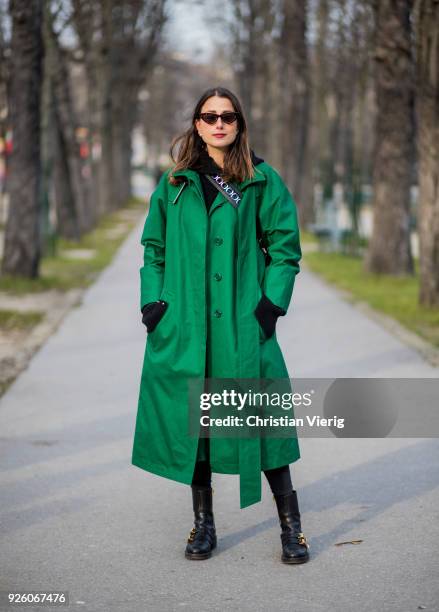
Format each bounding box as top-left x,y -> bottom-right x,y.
310,0 -> 330,212
110,40 -> 137,207
46,8 -> 93,236
416,0 -> 439,305
112,88 -> 135,206
280,0 -> 311,217
1,0 -> 43,278
265,37 -> 283,170
72,0 -> 103,220
97,0 -> 117,213
365,0 -> 415,275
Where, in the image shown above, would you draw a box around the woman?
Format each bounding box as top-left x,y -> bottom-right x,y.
132,86 -> 309,564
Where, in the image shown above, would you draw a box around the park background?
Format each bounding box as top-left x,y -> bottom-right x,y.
0,3 -> 439,612
0,0 -> 438,390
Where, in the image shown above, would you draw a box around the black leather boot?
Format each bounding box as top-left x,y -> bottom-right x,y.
185,485 -> 217,560
274,490 -> 310,564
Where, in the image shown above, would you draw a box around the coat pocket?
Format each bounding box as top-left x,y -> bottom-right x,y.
144,301 -> 169,333
147,289 -> 174,351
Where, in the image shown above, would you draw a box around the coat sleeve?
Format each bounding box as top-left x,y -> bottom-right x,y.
139,172 -> 169,311
257,167 -> 302,313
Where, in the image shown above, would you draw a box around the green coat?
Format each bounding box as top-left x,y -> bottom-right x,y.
131,162 -> 302,508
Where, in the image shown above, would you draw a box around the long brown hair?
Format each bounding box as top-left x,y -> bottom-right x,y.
168,86 -> 255,185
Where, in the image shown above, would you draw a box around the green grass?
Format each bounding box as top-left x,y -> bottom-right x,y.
0,197 -> 145,294
0,379 -> 13,396
304,251 -> 439,348
301,229 -> 319,244
0,309 -> 44,331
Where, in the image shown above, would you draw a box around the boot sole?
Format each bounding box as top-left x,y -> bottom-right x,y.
185,539 -> 217,560
281,553 -> 310,564
185,550 -> 212,560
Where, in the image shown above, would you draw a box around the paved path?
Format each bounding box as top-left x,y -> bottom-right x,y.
1,177 -> 438,611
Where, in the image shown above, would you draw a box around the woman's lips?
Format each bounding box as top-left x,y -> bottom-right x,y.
213,134 -> 226,138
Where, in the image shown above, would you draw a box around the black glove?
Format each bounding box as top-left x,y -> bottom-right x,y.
254,293 -> 286,339
141,300 -> 168,332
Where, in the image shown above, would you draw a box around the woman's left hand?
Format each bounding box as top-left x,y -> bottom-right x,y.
254,293 -> 286,338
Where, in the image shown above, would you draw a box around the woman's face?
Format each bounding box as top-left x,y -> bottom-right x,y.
195,95 -> 239,152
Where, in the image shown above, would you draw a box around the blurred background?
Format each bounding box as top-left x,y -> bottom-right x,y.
0,0 -> 438,390
2,4 -> 439,604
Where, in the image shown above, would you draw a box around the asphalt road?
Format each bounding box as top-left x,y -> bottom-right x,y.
1,174 -> 438,612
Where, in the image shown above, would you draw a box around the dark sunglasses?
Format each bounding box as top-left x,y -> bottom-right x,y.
198,112 -> 240,125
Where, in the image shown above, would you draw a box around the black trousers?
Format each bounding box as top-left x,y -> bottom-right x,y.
191,459 -> 293,496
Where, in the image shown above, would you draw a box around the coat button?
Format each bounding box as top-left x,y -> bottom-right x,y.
214,237 -> 223,246
214,273 -> 222,281
214,309 -> 222,318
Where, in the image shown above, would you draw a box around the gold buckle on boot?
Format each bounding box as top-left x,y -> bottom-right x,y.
297,532 -> 310,549
187,527 -> 197,543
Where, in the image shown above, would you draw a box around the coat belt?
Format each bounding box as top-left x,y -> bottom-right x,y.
238,438 -> 262,508
236,201 -> 262,510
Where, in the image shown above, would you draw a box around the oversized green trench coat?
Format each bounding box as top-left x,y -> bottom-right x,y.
131,161 -> 302,508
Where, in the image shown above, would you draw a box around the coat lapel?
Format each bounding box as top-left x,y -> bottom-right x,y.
172,166 -> 266,215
